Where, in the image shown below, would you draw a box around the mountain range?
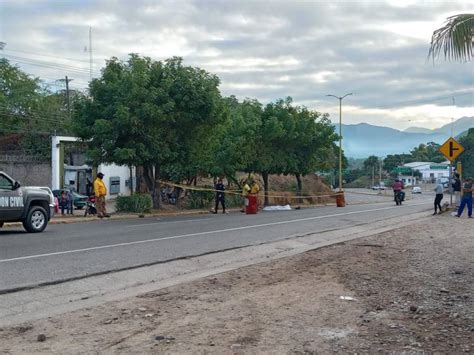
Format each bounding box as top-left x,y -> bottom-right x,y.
340,116 -> 473,158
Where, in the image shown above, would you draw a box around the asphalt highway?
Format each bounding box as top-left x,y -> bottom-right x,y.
0,193 -> 434,292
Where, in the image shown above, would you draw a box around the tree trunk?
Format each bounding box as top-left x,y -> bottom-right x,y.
262,172 -> 269,206
143,165 -> 161,209
295,173 -> 302,205
129,166 -> 134,195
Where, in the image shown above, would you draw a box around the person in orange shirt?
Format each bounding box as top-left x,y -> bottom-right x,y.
93,172 -> 110,218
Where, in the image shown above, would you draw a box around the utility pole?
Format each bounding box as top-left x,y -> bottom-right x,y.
58,76 -> 73,112
65,76 -> 71,112
89,27 -> 93,82
326,93 -> 353,192
449,97 -> 455,206
378,158 -> 383,194
372,165 -> 375,188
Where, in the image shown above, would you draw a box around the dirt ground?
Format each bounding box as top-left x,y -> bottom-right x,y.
1,214 -> 473,354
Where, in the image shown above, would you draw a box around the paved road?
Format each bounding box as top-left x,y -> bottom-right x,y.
0,193 -> 434,292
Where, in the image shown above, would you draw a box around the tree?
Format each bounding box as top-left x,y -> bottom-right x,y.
242,98 -> 290,205
282,106 -> 338,198
0,59 -> 72,159
456,128 -> 474,178
383,154 -> 413,172
363,155 -> 380,185
428,14 -> 474,62
363,155 -> 379,172
410,144 -> 429,162
206,96 -> 262,184
425,142 -> 445,163
74,55 -> 225,208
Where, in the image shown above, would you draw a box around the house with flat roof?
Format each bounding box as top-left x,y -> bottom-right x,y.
402,161 -> 450,183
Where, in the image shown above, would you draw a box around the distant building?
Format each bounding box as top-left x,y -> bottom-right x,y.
402,161 -> 450,183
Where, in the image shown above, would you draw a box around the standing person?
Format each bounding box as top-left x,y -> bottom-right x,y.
60,190 -> 68,216
94,172 -> 110,218
392,179 -> 404,205
67,189 -> 74,215
456,177 -> 473,218
433,179 -> 444,215
86,178 -> 93,197
452,173 -> 461,208
250,179 -> 260,195
213,178 -> 226,214
240,179 -> 251,212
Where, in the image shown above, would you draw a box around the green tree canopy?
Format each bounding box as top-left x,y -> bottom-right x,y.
457,128 -> 474,178
0,58 -> 72,159
74,55 -> 225,208
363,155 -> 379,172
206,96 -> 262,184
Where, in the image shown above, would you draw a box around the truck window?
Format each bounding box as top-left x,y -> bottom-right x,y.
0,175 -> 13,190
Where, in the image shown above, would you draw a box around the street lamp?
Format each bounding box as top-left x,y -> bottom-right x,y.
326,93 -> 352,192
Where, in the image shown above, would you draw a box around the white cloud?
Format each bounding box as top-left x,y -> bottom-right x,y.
1,0 -> 472,130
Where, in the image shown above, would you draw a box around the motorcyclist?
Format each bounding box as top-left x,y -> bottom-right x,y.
392,178 -> 404,205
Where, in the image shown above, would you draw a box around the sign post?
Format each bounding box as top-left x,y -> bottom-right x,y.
439,137 -> 465,207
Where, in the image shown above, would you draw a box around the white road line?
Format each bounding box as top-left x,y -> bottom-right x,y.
0,202 -> 430,263
125,217 -> 213,228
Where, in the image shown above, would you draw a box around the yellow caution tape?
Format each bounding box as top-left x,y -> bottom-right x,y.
159,180 -> 343,200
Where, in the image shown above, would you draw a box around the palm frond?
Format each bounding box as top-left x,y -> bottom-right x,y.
428,14 -> 474,62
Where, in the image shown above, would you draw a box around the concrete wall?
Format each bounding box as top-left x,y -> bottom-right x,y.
0,160 -> 51,187
98,164 -> 134,200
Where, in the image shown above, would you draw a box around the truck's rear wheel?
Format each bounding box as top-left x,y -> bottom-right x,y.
23,206 -> 48,233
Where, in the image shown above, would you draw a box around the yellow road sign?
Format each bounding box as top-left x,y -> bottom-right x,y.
439,137 -> 464,161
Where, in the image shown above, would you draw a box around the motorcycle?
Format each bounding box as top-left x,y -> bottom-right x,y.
84,194 -> 97,216
394,191 -> 405,205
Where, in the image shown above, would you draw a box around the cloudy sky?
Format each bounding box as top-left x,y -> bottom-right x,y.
1,0 -> 473,130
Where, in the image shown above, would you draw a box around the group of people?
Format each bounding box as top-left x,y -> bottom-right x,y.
392,174 -> 472,218
454,175 -> 472,218
433,173 -> 472,217
211,177 -> 260,214
59,189 -> 74,216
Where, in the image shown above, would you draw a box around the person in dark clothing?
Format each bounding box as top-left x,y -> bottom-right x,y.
452,173 -> 461,207
456,177 -> 473,218
86,178 -> 93,197
213,178 -> 226,214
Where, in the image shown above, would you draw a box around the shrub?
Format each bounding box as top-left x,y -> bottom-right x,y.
185,188 -> 242,209
116,194 -> 153,213
185,189 -> 215,209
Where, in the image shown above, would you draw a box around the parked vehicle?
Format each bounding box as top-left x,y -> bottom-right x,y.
412,186 -> 422,194
30,187 -> 56,217
439,177 -> 450,188
371,184 -> 386,190
52,189 -> 88,209
0,172 -> 54,233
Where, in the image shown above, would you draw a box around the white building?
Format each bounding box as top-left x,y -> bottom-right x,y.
52,136 -> 135,200
403,161 -> 450,183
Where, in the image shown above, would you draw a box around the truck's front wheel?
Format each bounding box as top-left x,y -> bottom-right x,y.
23,206 -> 48,233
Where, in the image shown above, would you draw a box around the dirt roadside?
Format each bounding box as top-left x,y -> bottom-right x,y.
1,215 -> 472,354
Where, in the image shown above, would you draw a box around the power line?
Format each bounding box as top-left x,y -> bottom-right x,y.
0,104 -> 74,122
2,47 -> 104,64
2,54 -> 102,76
